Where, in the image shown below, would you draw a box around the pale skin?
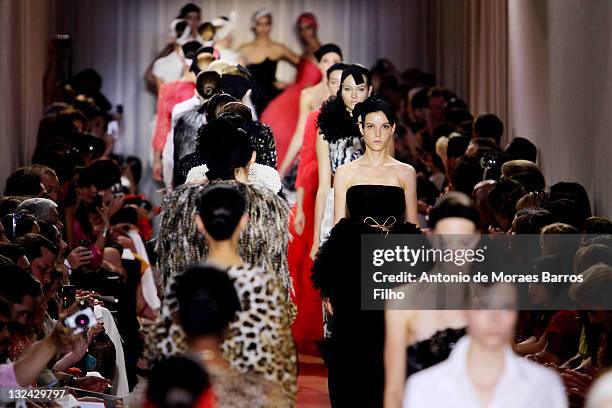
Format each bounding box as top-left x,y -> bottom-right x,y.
279,52 -> 343,177
238,14 -> 301,86
310,74 -> 372,259
383,216 -> 474,408
292,68 -> 343,236
332,111 -> 418,225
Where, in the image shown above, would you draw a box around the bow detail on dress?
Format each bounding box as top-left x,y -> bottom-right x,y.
363,216 -> 397,237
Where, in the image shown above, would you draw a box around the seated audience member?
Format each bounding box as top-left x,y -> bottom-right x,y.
451,155 -> 483,195
505,137 -> 538,162
0,296 -> 77,387
145,355 -> 214,408
30,165 -> 61,203
16,198 -> 63,231
501,159 -> 546,193
15,233 -> 58,286
516,191 -> 550,211
0,242 -> 30,269
1,212 -> 40,242
574,244 -> 612,274
403,283 -> 567,407
487,178 -> 526,232
510,207 -> 556,234
4,167 -> 45,197
550,182 -> 593,219
583,217 -> 612,235
473,113 -> 504,146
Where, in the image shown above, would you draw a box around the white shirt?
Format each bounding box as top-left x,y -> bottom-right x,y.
162,94 -> 204,188
403,335 -> 568,408
152,51 -> 184,84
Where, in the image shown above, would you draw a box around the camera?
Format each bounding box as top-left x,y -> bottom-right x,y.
64,307 -> 97,334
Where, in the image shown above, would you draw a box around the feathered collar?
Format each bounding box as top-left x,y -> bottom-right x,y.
317,97 -> 359,143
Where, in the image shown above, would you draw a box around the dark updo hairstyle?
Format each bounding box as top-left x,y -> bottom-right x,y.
1,211 -> 38,242
147,355 -> 211,408
338,64 -> 371,97
204,93 -> 237,120
428,191 -> 481,230
197,118 -> 254,181
176,264 -> 241,337
487,178 -> 526,225
353,96 -> 396,127
195,71 -> 220,100
327,62 -> 347,80
197,184 -> 246,241
218,102 -> 253,126
4,167 -> 43,197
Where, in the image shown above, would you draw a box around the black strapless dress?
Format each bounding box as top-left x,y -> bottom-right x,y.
312,185 -> 421,408
247,58 -> 281,116
406,327 -> 466,377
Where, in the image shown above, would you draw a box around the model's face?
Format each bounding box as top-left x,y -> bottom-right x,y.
327,70 -> 342,95
298,22 -> 317,43
468,306 -> 517,350
185,11 -> 201,33
360,111 -> 395,152
254,16 -> 272,36
341,75 -> 371,111
319,52 -> 342,76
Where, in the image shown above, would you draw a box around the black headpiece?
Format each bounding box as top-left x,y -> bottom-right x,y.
314,43 -> 342,62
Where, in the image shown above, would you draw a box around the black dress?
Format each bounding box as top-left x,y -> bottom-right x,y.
405,327 -> 466,377
247,58 -> 281,116
312,184 -> 421,408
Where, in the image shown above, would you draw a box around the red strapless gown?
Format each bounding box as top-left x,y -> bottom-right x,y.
288,109 -> 321,352
260,58 -> 322,168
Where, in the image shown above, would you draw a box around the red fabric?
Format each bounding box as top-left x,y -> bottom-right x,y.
289,109 -> 322,352
547,310 -> 581,334
295,110 -> 320,193
152,80 -> 195,152
260,58 -> 321,167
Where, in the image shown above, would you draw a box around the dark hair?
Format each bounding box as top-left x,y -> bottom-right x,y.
314,43 -> 343,62
218,102 -> 252,124
583,217 -> 612,235
197,118 -> 254,180
429,192 -> 480,229
0,296 -> 10,319
31,151 -> 77,185
4,167 -> 43,197
474,113 -> 504,145
176,265 -> 241,337
574,244 -> 612,274
0,197 -> 25,218
197,185 -> 246,240
505,137 -> 537,162
1,212 -> 38,242
550,182 -> 592,219
512,207 -> 556,234
110,206 -> 138,226
354,96 -> 396,127
326,62 -> 347,78
195,71 -> 220,99
178,3 -> 201,19
204,93 -> 237,120
542,198 -> 586,231
487,179 -> 526,224
0,265 -> 43,303
14,233 -> 58,260
147,355 -> 210,408
452,155 -> 484,195
0,243 -> 26,264
411,88 -> 430,111
447,134 -> 470,159
339,64 -> 371,90
444,109 -> 473,127
218,74 -> 251,100
88,159 -> 121,190
36,221 -> 61,247
506,170 -> 546,193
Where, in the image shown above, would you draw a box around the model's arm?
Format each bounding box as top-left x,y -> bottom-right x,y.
310,132 -> 331,259
332,165 -> 350,224
281,45 -> 301,66
384,309 -> 412,408
279,90 -> 312,176
401,165 -> 419,226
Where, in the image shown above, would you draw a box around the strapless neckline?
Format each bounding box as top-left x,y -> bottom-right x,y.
347,184 -> 403,193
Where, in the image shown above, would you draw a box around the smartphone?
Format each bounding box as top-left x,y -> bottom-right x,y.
61,285 -> 76,309
79,239 -> 91,248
